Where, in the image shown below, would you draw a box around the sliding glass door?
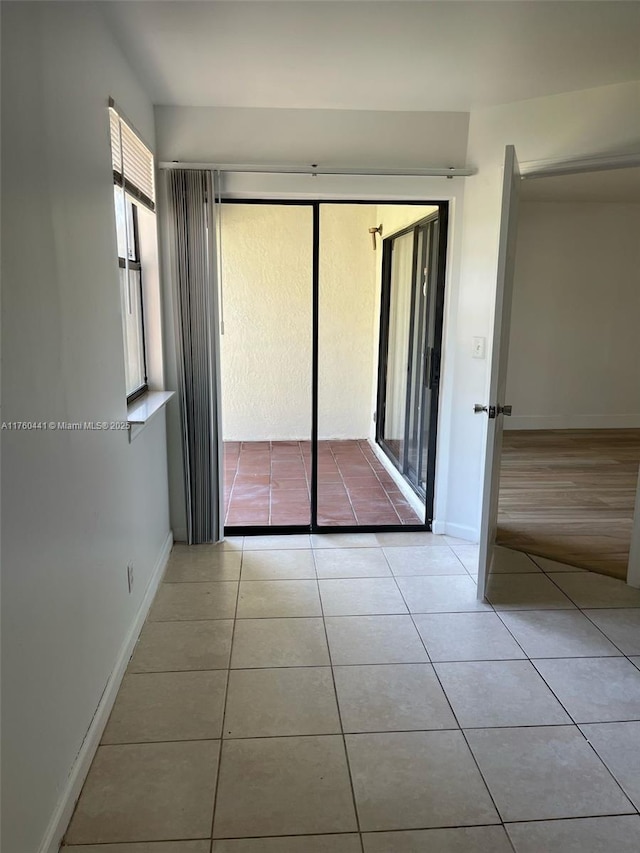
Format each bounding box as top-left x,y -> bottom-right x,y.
220,200 -> 447,533
317,204 -> 418,527
377,211 -> 446,521
219,203 -> 313,529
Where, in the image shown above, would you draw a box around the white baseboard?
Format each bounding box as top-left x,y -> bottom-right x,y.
442,522 -> 478,542
39,531 -> 173,853
172,526 -> 188,543
505,414 -> 640,431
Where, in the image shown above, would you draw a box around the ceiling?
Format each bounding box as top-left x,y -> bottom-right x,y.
521,167 -> 640,203
100,1 -> 640,111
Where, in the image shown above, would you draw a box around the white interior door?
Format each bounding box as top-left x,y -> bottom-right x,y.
477,145 -> 521,598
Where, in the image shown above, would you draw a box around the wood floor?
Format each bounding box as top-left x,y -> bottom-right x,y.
497,429 -> 640,581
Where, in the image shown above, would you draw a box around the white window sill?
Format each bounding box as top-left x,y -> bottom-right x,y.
127,390 -> 174,442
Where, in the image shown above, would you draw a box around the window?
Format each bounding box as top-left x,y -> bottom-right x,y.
109,101 -> 155,403
115,193 -> 147,400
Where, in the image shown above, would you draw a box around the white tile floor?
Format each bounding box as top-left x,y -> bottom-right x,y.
62,537 -> 640,852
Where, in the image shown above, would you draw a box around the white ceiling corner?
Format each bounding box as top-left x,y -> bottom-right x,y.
100,1 -> 640,112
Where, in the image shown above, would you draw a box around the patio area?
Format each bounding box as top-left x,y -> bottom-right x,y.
224,440 -> 423,527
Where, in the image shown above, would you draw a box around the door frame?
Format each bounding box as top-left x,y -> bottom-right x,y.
478,150 -> 640,595
375,205 -> 449,524
219,198 -> 450,535
477,145 -> 521,598
481,153 -> 640,591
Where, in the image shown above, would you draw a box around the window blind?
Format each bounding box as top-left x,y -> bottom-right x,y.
109,104 -> 155,211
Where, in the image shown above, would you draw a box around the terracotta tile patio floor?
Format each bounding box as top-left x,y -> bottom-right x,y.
224,440 -> 423,527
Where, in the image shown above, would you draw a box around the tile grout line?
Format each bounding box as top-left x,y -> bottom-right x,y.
573,600 -> 640,662
481,567 -> 640,761
357,439 -> 401,525
366,438 -> 420,526
69,543 -> 640,848
493,600 -> 633,661
489,568 -> 640,724
301,439 -> 311,503
208,546 -> 244,842
331,443 -> 358,526
486,567 -> 640,815
360,439 -> 407,525
311,546 -> 367,853
59,813 -> 640,848
101,716 -> 640,750
268,440 -> 273,526
528,655 -> 640,724
391,568 -> 510,836
229,438 -> 431,526
118,658 -> 640,673
223,444 -> 240,526
575,724 -> 640,814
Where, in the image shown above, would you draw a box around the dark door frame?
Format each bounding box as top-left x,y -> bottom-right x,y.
220,198 -> 449,536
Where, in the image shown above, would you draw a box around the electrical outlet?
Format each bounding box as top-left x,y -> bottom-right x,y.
127,563 -> 134,594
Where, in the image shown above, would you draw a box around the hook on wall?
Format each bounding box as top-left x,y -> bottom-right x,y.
368,224 -> 383,250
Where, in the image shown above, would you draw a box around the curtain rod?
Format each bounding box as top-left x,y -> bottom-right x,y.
521,151 -> 640,179
158,162 -> 475,178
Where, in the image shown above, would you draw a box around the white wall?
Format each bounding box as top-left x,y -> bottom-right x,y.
506,201 -> 640,429
1,4 -> 171,852
155,105 -> 469,169
447,80 -> 640,540
220,203 -> 314,441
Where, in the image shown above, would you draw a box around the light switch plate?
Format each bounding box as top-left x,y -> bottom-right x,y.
472,336 -> 486,359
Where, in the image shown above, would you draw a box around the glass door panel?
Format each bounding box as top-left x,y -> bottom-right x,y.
219,200 -> 444,533
317,204 -> 419,527
220,203 -> 313,529
419,218 -> 441,497
405,225 -> 428,487
382,230 -> 415,468
377,211 -> 445,523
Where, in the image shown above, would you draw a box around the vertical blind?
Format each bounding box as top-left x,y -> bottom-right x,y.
163,170 -> 224,544
109,102 -> 155,211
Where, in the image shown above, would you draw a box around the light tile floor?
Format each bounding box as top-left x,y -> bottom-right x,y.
62,537 -> 640,852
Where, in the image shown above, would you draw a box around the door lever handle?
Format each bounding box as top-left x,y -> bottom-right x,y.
474,404 -> 497,418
